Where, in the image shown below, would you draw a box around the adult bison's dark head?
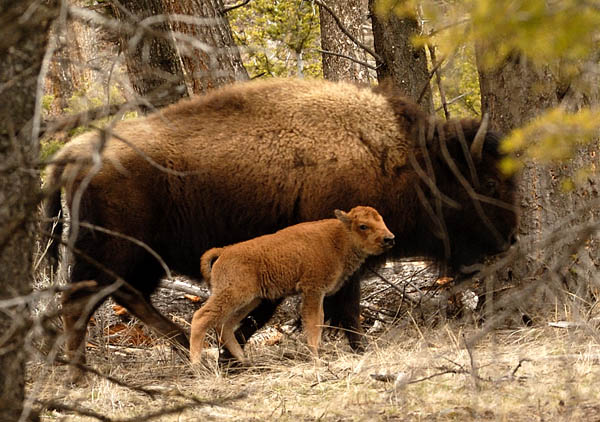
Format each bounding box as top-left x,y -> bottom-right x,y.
411,115 -> 519,273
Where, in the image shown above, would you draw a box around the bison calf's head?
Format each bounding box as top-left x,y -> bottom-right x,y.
335,206 -> 395,256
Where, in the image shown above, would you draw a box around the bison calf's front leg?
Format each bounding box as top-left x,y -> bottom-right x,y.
301,292 -> 326,357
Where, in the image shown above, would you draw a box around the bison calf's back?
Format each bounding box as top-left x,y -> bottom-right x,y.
190,206 -> 394,364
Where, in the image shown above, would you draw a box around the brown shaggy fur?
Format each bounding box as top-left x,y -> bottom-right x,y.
43,78 -> 518,368
190,206 -> 394,364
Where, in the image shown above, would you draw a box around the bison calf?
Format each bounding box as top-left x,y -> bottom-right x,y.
190,206 -> 394,364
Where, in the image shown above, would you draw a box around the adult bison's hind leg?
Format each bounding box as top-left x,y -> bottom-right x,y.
61,280 -> 111,378
111,282 -> 190,351
323,272 -> 366,352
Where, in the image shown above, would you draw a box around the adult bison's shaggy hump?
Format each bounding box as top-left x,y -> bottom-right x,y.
44,78 -> 518,366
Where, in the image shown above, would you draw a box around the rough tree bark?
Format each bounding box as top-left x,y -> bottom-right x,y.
110,0 -> 189,109
477,54 -> 559,275
0,1 -> 56,419
477,51 -> 600,317
368,0 -> 432,112
111,0 -> 247,108
166,0 -> 249,94
318,0 -> 371,83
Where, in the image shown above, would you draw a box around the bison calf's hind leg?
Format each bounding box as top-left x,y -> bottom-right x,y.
217,299 -> 282,365
218,299 -> 261,364
190,293 -> 256,364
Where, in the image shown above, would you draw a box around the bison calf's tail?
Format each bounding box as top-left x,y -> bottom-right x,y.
200,247 -> 224,287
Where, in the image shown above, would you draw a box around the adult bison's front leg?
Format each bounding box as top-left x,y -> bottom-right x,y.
323,271 -> 366,352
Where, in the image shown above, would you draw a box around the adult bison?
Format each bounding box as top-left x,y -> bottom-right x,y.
44,78 -> 518,366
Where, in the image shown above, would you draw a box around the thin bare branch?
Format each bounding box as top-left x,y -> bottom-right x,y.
221,0 -> 252,14
462,333 -> 480,388
0,281 -> 96,309
37,400 -> 111,422
314,48 -> 378,70
417,55 -> 443,106
428,44 -> 449,120
159,279 -> 209,299
38,102 -> 133,140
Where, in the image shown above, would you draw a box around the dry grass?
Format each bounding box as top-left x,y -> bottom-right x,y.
29,318 -> 600,422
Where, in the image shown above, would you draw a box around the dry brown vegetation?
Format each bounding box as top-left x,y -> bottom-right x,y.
29,304 -> 600,422
25,253 -> 600,421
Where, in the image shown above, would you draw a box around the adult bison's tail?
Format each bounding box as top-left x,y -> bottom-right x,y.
42,161 -> 65,269
200,247 -> 224,287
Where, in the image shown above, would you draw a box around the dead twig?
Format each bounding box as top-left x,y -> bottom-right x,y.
221,0 -> 251,14
38,400 -> 111,422
36,390 -> 246,422
0,281 -> 97,309
463,333 -> 480,388
314,48 -> 378,70
417,57 -> 443,106
159,279 -> 209,300
510,358 -> 531,378
428,44 -> 449,120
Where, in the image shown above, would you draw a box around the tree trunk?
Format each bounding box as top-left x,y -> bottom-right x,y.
368,0 -> 432,112
478,54 -> 558,134
111,0 -> 248,107
0,1 -> 56,419
477,53 -> 559,271
477,51 -> 600,318
46,0 -> 119,116
110,0 -> 189,109
318,0 -> 371,83
166,0 -> 249,94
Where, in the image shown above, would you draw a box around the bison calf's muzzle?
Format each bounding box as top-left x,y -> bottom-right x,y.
190,206 -> 393,366
383,236 -> 395,248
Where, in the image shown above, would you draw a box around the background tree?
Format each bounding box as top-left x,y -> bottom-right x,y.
165,0 -> 249,92
317,0 -> 372,83
110,0 -> 190,109
46,0 -> 98,115
0,1 -> 57,420
110,0 -> 247,110
476,43 -> 600,318
369,0 -> 432,112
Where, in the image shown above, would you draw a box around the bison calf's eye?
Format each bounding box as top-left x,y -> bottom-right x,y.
359,224 -> 369,231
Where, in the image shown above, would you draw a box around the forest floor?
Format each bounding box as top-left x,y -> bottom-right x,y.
29,317 -> 600,422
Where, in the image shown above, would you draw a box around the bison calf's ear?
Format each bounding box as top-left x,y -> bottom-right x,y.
334,209 -> 352,228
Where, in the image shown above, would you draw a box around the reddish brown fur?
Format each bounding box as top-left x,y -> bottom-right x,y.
190,206 -> 394,363
43,78 -> 518,368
